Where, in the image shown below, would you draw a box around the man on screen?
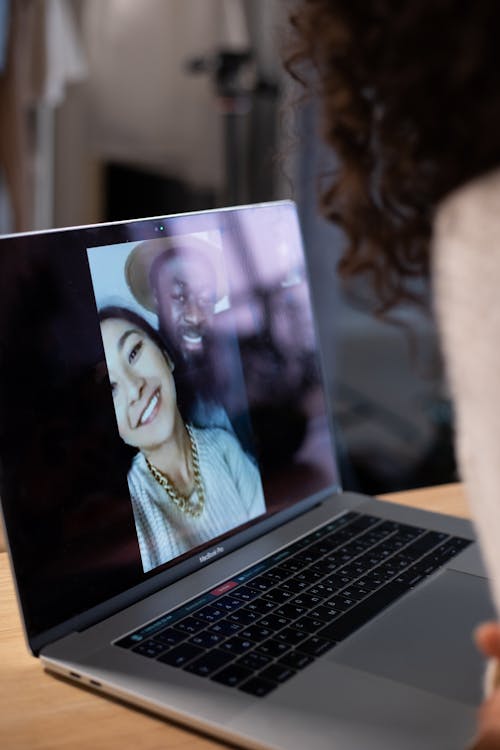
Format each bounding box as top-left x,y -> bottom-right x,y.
125,237 -> 253,451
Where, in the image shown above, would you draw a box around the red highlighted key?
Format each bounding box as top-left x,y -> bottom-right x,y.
210,580 -> 238,597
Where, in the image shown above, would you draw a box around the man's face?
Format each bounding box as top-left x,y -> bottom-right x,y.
154,255 -> 217,358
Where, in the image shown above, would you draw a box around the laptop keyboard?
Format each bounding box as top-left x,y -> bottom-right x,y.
115,511 -> 470,697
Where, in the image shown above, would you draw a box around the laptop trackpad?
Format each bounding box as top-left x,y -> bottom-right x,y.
329,569 -> 494,705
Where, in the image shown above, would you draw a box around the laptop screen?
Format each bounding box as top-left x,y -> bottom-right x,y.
0,201 -> 339,648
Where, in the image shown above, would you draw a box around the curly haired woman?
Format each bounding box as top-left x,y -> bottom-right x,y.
287,2 -> 500,747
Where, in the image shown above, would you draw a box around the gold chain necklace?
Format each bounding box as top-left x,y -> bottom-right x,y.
145,425 -> 205,518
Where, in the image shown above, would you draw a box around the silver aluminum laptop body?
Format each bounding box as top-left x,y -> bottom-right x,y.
0,202 -> 493,750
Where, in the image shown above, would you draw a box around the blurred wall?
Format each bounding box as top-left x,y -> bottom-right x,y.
19,0 -> 457,495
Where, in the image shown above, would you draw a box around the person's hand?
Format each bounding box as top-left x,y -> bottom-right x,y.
476,623 -> 500,664
476,623 -> 500,697
468,623 -> 500,749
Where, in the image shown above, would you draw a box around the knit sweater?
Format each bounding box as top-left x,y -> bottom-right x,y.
433,169 -> 500,613
127,426 -> 266,572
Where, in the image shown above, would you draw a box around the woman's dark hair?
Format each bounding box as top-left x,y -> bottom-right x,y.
98,305 -> 190,421
99,305 -> 175,362
287,0 -> 500,309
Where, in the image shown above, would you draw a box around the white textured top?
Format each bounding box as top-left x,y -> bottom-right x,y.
433,169 -> 500,613
127,426 -> 266,572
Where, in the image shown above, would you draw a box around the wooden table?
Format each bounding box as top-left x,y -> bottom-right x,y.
0,484 -> 470,749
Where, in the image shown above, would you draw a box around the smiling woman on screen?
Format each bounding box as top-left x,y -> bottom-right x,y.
99,306 -> 265,572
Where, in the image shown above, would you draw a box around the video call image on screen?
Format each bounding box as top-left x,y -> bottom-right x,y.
87,230 -> 268,573
87,208 -> 338,576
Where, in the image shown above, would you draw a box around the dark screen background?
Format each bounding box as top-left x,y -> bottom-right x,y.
0,203 -> 339,644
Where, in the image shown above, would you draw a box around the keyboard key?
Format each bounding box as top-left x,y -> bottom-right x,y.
266,567 -> 290,582
355,576 -> 384,592
348,584 -> 371,599
348,539 -> 375,554
115,633 -> 145,649
256,639 -> 290,658
262,588 -> 294,604
393,568 -> 426,587
229,586 -> 261,602
411,542 -> 468,577
236,651 -> 272,670
188,631 -> 224,648
158,643 -> 204,667
175,617 -> 206,635
294,535 -> 315,549
132,639 -> 168,658
430,537 -> 470,561
260,663 -> 296,684
376,520 -> 400,534
307,541 -> 337,556
184,649 -> 234,676
293,616 -> 325,632
338,567 -> 362,583
239,676 -> 277,697
207,620 -> 242,636
276,559 -> 303,573
294,551 -> 320,564
332,572 -> 356,586
246,575 -> 275,592
295,569 -> 322,583
274,603 -> 306,620
309,605 -> 341,621
279,651 -> 313,671
309,582 -> 342,598
275,627 -> 308,646
380,535 -> 408,553
227,609 -> 261,625
363,529 -> 393,545
278,579 -> 309,594
194,605 -> 226,623
338,549 -> 358,564
396,524 -> 425,541
211,663 -> 253,687
297,635 -> 336,657
387,553 -> 413,569
153,628 -> 187,647
258,614 -> 291,631
348,515 -> 380,533
327,596 -> 355,611
291,593 -> 323,609
245,599 -> 276,615
218,596 -> 243,612
337,587 -> 365,603
220,636 -> 255,655
307,560 -> 338,577
376,563 -> 399,579
239,625 -> 274,642
405,531 -> 448,556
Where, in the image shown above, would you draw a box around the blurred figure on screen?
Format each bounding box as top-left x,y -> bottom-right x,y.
152,245 -> 217,361
126,238 -> 253,451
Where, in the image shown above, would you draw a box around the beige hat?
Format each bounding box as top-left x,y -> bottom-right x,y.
125,236 -> 226,313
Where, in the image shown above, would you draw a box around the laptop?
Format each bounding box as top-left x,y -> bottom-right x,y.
0,200 -> 493,749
